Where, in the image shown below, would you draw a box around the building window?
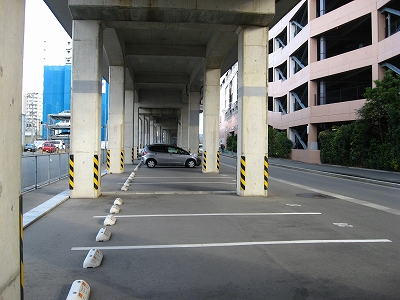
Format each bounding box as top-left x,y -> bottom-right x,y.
317,14 -> 371,60
290,2 -> 308,38
317,0 -> 354,17
380,1 -> 400,38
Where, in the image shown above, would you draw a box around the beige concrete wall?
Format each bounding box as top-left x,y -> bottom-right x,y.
0,0 -> 24,298
268,100 -> 365,129
291,149 -> 321,164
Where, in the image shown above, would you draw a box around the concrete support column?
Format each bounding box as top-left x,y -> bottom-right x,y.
202,69 -> 220,173
149,117 -> 154,144
180,103 -> 189,150
133,99 -> 140,159
189,92 -> 200,154
70,20 -> 103,198
309,81 -> 318,107
0,1 -> 24,298
308,124 -> 318,150
138,117 -> 143,147
372,9 -> 386,84
124,89 -> 134,164
143,116 -> 149,145
108,66 -> 125,173
237,26 -> 268,196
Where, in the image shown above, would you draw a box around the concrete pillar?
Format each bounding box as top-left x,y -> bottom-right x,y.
237,26 -> 268,196
149,117 -> 155,144
309,81 -> 318,107
138,116 -> 143,148
202,69 -> 220,173
0,1 -> 24,298
308,124 -> 318,150
189,92 -> 200,154
372,9 -> 386,84
124,89 -> 134,164
108,66 -> 125,173
180,103 -> 189,150
143,116 -> 149,145
70,20 -> 103,198
133,97 -> 140,159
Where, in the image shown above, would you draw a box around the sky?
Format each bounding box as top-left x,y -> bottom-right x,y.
22,0 -> 71,95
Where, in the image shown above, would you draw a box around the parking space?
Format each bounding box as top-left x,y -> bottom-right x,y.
121,165 -> 237,194
23,163 -> 399,299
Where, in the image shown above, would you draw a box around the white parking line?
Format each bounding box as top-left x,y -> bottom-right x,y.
102,190 -> 237,195
136,176 -> 229,179
127,181 -> 236,185
272,177 -> 400,216
71,239 -> 392,251
93,212 -> 322,218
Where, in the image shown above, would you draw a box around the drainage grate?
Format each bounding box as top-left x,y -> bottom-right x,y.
296,193 -> 336,199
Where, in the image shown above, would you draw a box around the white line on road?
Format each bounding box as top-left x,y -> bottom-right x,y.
127,181 -> 236,185
93,212 -> 322,218
134,176 -> 229,179
102,191 -> 237,195
71,239 -> 392,251
271,177 -> 400,216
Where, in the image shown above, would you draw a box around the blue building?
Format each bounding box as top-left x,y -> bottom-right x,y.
42,65 -> 109,141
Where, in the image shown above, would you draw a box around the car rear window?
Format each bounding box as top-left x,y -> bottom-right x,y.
149,145 -> 166,152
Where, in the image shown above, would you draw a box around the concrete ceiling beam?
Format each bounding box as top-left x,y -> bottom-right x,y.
125,44 -> 205,58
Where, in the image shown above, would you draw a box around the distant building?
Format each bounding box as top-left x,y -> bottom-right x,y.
219,0 -> 400,163
42,65 -> 109,144
22,92 -> 42,143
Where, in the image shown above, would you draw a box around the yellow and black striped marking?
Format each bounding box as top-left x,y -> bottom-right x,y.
20,195 -> 24,299
120,150 -> 124,170
69,154 -> 74,190
94,154 -> 99,190
240,156 -> 246,190
106,150 -> 110,170
203,151 -> 207,171
264,156 -> 269,190
132,148 -> 134,162
217,151 -> 220,171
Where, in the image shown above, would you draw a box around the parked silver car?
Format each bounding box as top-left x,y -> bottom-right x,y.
141,144 -> 201,168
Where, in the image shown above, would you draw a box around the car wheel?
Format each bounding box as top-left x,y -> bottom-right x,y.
146,159 -> 156,168
185,159 -> 196,168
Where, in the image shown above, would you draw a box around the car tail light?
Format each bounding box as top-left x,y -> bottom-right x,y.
142,150 -> 148,155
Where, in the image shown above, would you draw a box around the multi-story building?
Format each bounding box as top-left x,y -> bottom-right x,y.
220,0 -> 400,163
22,92 -> 43,142
42,65 -> 110,145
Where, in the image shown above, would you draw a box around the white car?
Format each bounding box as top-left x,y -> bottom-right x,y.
34,140 -> 45,149
50,140 -> 65,150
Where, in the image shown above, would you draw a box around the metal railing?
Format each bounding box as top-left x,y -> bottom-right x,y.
21,149 -> 107,193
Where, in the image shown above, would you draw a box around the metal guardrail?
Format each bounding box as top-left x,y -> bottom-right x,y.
21,149 -> 107,193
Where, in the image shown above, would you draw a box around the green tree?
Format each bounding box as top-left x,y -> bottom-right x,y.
319,70 -> 400,171
226,134 -> 237,152
268,126 -> 293,158
359,70 -> 400,143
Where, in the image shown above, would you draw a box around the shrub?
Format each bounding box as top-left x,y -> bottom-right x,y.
268,126 -> 293,158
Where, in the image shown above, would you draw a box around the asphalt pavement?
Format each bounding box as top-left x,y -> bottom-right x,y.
21,157 -> 400,299
22,157 -> 400,221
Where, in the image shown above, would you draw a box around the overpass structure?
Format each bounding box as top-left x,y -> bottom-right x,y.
54,0 -> 287,198
0,1 -> 299,298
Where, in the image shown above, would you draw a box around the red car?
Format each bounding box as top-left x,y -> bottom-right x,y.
42,142 -> 57,153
